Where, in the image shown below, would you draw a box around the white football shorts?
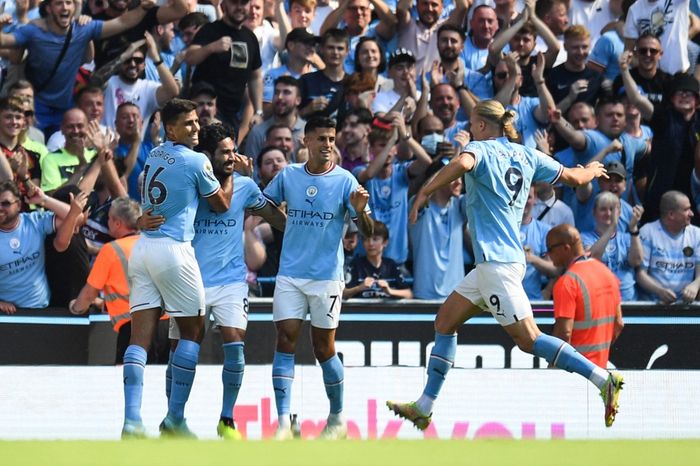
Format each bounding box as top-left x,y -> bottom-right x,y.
454,262 -> 532,326
128,236 -> 205,317
272,275 -> 344,329
168,281 -> 249,339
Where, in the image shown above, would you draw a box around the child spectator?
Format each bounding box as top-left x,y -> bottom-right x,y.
343,221 -> 412,299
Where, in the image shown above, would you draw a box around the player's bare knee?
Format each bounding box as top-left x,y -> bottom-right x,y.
275,330 -> 297,353
312,341 -> 336,362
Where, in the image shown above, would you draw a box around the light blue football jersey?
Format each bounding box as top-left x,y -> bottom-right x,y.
141,141 -> 221,242
640,220 -> 700,299
0,211 -> 55,308
581,230 -> 636,301
264,163 -> 369,281
362,161 -> 410,264
520,218 -> 551,300
463,137 -> 563,265
409,195 -> 468,300
193,173 -> 266,287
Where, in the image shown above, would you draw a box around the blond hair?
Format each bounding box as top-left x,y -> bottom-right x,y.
473,100 -> 519,142
564,24 -> 590,42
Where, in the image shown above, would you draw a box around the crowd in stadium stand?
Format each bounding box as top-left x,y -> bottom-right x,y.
2,0 -> 700,315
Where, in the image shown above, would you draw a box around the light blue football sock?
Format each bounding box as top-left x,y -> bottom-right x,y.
165,350 -> 174,402
168,339 -> 200,422
423,332 -> 457,400
533,333 -> 604,384
221,342 -> 245,419
272,351 -> 295,422
123,345 -> 147,422
320,354 -> 344,415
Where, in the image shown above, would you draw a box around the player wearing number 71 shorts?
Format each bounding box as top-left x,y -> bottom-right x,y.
387,100 -> 626,430
263,116 -> 374,440
122,99 -> 232,439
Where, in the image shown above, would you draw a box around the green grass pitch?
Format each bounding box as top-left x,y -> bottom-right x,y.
2,440 -> 699,466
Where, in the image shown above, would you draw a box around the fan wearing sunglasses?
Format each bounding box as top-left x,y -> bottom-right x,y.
612,33 -> 669,106
0,180 -> 86,313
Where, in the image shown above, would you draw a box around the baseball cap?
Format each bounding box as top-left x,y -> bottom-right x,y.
669,73 -> 700,97
286,28 -> 319,47
388,48 -> 416,68
604,161 -> 626,179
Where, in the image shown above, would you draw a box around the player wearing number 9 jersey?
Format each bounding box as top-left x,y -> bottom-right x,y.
122,99 -> 233,439
387,100 -> 626,431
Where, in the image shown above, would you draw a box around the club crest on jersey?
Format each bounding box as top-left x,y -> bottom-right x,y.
306,186 -> 318,197
684,247 -> 694,257
9,238 -> 19,250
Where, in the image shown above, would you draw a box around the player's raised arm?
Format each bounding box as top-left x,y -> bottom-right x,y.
558,160 -> 608,187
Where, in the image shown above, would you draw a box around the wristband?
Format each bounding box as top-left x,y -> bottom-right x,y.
629,229 -> 640,236
153,58 -> 164,67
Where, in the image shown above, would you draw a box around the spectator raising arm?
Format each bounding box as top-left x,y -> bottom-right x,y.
368,0 -> 398,40
144,32 -> 180,107
100,0 -> 157,39
549,108 -> 586,151
618,50 -> 654,120
487,4 -> 530,68
155,0 -> 189,24
531,53 -> 556,124
53,190 -> 88,253
90,39 -> 147,88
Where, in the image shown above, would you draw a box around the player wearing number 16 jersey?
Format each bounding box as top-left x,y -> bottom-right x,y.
167,123 -> 287,440
264,116 -> 374,440
122,99 -> 232,439
387,100 -> 625,431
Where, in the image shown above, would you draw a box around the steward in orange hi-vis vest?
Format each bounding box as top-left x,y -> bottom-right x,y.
553,256 -> 622,368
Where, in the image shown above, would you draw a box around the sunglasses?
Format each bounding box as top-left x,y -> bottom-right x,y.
126,56 -> 145,65
637,47 -> 660,56
0,199 -> 19,208
494,72 -> 509,80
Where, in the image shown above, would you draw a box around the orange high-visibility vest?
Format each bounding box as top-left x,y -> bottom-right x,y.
87,235 -> 138,332
553,257 -> 622,368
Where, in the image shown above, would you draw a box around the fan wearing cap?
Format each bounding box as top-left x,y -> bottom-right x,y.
619,53 -> 700,223
371,49 -> 421,114
319,0 -> 396,73
396,0 -> 470,75
262,28 -> 320,109
573,160 -> 637,234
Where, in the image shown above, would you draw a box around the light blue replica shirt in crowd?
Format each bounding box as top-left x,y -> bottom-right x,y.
574,129 -> 646,200
640,220 -> 700,300
520,218 -> 551,300
581,230 -> 637,301
264,163 -> 369,281
357,161 -> 411,264
508,96 -> 546,149
0,211 -> 55,308
193,173 -> 266,287
141,141 -> 221,242
463,137 -> 562,265
12,21 -> 103,109
410,195 -> 468,300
